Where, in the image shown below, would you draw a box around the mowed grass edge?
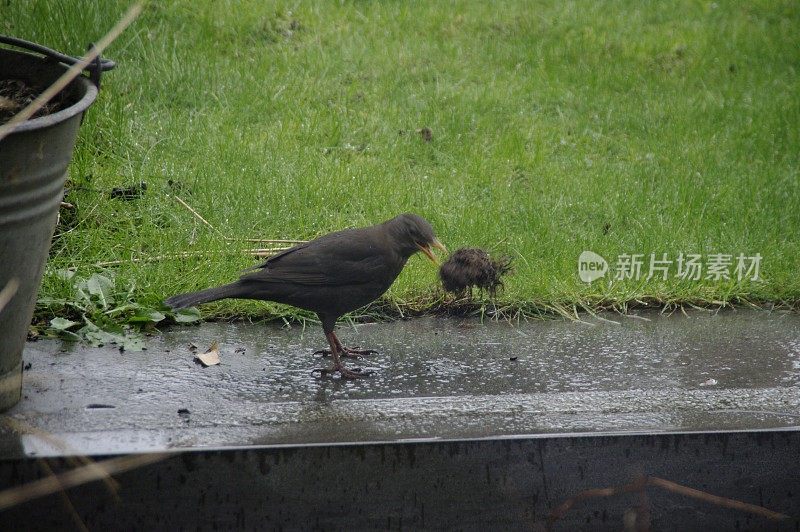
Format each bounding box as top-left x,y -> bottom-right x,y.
3,0 -> 798,326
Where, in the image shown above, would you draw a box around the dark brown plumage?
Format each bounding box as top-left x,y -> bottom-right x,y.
165,213 -> 445,378
439,247 -> 512,298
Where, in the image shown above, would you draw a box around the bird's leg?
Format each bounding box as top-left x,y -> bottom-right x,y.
334,332 -> 379,356
313,332 -> 378,359
312,331 -> 372,379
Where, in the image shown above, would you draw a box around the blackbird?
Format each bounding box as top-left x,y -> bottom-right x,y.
165,213 -> 446,378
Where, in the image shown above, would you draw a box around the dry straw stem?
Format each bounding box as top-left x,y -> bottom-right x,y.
0,452 -> 170,511
36,459 -> 90,532
0,3 -> 144,142
648,476 -> 789,520
546,474 -> 790,529
93,247 -> 291,267
2,417 -> 120,496
93,194 -> 304,267
173,196 -> 306,245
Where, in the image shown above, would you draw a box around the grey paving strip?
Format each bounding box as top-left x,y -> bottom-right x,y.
3,310 -> 799,457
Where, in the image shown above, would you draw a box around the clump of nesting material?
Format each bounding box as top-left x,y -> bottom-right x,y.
439,248 -> 512,298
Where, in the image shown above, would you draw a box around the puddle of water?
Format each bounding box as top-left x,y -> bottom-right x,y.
9,309 -> 799,454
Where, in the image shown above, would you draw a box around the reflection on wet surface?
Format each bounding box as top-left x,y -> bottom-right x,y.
6,309 -> 800,455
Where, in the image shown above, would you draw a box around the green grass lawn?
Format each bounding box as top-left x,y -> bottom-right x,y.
4,0 -> 799,328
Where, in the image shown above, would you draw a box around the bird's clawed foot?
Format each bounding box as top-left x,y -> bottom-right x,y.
313,346 -> 378,359
312,331 -> 375,379
312,364 -> 373,379
314,331 -> 377,359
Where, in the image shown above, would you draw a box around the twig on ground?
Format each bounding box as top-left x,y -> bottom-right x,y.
647,476 -> 789,521
547,477 -> 645,529
92,247 -> 291,267
173,196 -> 307,245
251,248 -> 289,258
172,196 -> 226,238
238,237 -> 308,244
632,479 -> 651,532
546,474 -> 790,530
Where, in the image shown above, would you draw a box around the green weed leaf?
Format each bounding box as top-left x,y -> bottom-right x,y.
86,274 -> 115,309
78,318 -> 146,351
49,317 -> 77,330
79,319 -> 117,347
54,269 -> 76,281
173,307 -> 201,323
128,308 -> 166,324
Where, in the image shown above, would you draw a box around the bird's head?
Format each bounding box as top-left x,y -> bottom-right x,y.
386,213 -> 447,265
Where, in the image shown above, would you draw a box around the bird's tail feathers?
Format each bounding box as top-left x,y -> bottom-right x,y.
164,283 -> 246,309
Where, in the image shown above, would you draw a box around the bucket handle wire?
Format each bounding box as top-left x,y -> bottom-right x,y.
0,35 -> 115,88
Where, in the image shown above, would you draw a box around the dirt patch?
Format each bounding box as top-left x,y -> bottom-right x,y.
0,78 -> 68,124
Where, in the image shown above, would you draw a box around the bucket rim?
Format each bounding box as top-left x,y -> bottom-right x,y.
0,51 -> 99,135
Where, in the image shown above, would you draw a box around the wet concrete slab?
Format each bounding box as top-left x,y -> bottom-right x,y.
4,308 -> 799,457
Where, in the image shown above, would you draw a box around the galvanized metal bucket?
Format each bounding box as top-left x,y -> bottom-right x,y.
0,37 -> 114,411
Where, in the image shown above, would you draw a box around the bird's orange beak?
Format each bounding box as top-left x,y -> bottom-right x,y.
417,238 -> 448,266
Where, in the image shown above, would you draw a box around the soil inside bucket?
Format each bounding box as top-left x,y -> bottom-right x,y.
0,78 -> 69,124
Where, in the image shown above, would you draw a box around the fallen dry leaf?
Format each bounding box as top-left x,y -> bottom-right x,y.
194,341 -> 220,367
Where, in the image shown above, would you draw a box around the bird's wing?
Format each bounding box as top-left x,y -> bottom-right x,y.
240,242 -> 310,273
239,228 -> 391,287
